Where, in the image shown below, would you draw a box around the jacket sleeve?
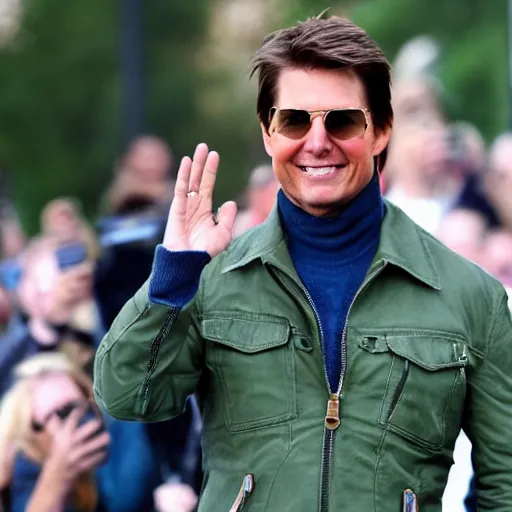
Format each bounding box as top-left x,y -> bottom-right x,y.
93,247 -> 210,422
463,287 -> 512,510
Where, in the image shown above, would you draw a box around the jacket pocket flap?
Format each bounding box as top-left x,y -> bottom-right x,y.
202,314 -> 290,353
386,335 -> 466,371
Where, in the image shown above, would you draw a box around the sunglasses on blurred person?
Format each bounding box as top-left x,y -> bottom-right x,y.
31,400 -> 101,434
268,107 -> 370,140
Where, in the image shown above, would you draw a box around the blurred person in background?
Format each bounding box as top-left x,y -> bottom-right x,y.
0,171 -> 26,261
95,14 -> 512,511
480,133 -> 512,230
40,198 -> 100,261
94,135 -> 174,332
0,171 -> 27,317
0,353 -> 161,512
0,234 -> 93,395
234,164 -> 280,236
0,286 -> 13,332
435,208 -> 487,265
482,229 -> 512,287
447,122 -> 486,180
384,77 -> 464,233
102,135 -> 174,215
0,353 -> 110,512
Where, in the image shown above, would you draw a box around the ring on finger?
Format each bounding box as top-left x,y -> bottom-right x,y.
186,190 -> 198,198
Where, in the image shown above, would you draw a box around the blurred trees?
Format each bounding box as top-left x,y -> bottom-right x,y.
0,0 -> 509,232
0,0 -> 121,230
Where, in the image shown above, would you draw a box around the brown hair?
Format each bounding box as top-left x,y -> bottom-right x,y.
251,15 -> 393,170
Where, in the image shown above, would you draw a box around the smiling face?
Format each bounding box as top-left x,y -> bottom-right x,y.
262,67 -> 391,216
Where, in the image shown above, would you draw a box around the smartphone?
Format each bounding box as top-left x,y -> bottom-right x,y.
0,258 -> 22,290
55,243 -> 88,270
78,404 -> 105,436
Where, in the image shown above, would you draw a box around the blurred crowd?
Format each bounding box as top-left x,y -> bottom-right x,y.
0,51 -> 510,512
0,136 -> 202,512
383,77 -> 512,295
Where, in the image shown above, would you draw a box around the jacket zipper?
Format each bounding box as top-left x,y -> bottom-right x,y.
267,260 -> 386,512
319,261 -> 387,512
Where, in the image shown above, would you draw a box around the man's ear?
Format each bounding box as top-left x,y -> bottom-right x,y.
260,122 -> 273,158
372,124 -> 392,158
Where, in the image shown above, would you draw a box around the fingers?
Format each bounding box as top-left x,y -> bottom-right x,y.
198,150 -> 220,203
73,417 -> 104,444
60,408 -> 83,434
72,430 -> 110,463
171,156 -> 193,218
75,448 -> 109,474
169,143 -> 219,222
187,143 -> 209,194
216,201 -> 238,232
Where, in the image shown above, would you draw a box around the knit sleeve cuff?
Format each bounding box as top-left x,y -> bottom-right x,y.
148,245 -> 211,308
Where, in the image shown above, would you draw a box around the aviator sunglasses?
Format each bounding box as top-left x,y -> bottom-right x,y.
268,107 -> 370,140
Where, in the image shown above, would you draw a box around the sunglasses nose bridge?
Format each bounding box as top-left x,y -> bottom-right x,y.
302,113 -> 334,153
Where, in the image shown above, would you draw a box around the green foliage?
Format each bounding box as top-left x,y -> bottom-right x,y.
0,0 -> 121,232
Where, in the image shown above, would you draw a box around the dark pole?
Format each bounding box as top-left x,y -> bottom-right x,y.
120,0 -> 144,144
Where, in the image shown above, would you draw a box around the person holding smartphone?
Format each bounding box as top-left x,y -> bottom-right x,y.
0,353 -> 110,512
0,235 -> 93,395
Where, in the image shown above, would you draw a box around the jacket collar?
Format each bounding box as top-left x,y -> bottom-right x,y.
222,200 -> 441,291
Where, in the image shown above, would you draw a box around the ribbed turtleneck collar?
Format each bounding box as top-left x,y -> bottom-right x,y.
277,172 -> 384,255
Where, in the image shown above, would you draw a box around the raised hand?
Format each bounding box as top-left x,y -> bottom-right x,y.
45,408 -> 110,482
162,143 -> 237,258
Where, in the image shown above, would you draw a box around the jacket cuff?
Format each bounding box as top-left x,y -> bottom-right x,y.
149,245 -> 211,308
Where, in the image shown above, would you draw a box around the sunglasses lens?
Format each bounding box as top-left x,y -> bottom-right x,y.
56,402 -> 79,420
274,109 -> 311,139
325,109 -> 367,139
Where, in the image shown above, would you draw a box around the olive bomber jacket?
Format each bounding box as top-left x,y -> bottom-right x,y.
94,201 -> 512,512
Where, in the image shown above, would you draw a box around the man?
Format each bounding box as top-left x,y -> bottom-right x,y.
94,15 -> 512,512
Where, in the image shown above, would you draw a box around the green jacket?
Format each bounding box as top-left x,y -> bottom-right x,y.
94,202 -> 512,512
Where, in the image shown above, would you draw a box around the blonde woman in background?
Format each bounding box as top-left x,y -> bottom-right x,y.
0,353 -> 109,512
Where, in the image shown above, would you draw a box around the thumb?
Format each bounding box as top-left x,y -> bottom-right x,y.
216,201 -> 238,231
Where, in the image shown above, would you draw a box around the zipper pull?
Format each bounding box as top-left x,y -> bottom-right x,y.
243,474 -> 254,495
325,393 -> 340,430
402,488 -> 418,512
229,474 -> 254,512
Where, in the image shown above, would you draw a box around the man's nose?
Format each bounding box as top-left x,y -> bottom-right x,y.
302,117 -> 333,156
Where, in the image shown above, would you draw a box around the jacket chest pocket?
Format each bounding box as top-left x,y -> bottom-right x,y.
361,332 -> 468,451
202,313 -> 297,433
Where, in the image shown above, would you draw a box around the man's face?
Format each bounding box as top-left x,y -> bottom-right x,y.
262,67 -> 391,216
126,139 -> 171,182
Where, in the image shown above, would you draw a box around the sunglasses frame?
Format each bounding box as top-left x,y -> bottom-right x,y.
31,399 -> 89,433
268,106 -> 371,140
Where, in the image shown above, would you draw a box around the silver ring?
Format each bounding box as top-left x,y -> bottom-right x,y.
186,190 -> 198,198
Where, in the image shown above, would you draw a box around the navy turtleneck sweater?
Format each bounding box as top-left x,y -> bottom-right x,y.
278,173 -> 384,391
149,172 -> 384,392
